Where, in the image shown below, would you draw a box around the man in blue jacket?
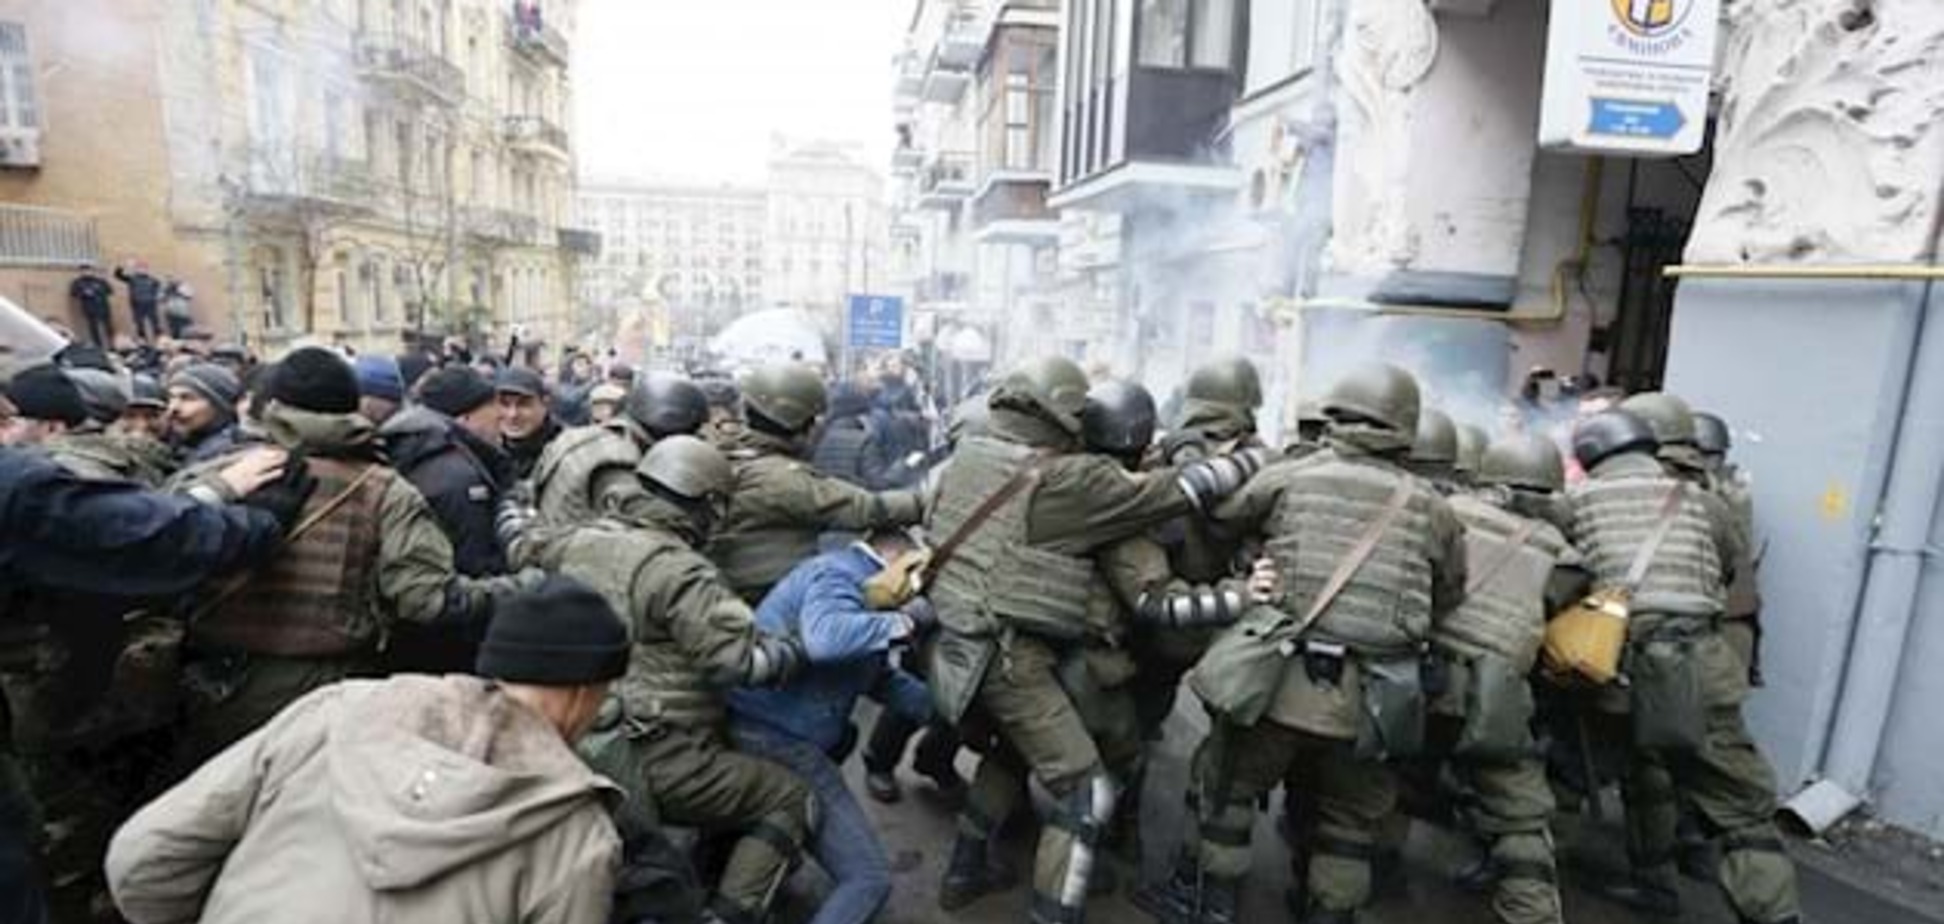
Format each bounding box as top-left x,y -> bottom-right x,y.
726,528 -> 934,924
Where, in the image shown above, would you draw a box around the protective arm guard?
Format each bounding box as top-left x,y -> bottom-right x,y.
744,632 -> 807,688
1134,583 -> 1246,629
494,495 -> 538,561
1176,448 -> 1270,512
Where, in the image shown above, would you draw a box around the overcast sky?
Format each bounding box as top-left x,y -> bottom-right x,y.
572,0 -> 911,186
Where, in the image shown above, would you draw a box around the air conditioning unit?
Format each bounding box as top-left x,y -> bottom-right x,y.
0,131 -> 41,169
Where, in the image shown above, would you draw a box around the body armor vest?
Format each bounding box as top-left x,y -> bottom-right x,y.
1439,494 -> 1570,669
1570,458 -> 1726,630
712,452 -> 826,602
193,457 -> 393,658
533,423 -> 643,526
544,522 -> 729,728
1261,453 -> 1443,655
929,436 -> 1093,640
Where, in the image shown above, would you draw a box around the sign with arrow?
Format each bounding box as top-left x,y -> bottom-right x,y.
1539,0 -> 1718,156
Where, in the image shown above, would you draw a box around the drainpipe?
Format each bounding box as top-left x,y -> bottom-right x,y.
1784,275 -> 1944,834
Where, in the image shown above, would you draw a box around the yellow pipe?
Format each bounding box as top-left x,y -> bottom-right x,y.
1664,264 -> 1944,280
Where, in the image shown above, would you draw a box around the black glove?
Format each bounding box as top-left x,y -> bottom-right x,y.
900,596 -> 938,637
747,633 -> 806,688
243,451 -> 317,533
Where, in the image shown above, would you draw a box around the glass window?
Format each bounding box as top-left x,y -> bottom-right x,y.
0,23 -> 37,131
1137,0 -> 1186,68
1190,0 -> 1236,70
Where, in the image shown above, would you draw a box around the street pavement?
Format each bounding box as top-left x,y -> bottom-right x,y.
784,701 -> 1931,924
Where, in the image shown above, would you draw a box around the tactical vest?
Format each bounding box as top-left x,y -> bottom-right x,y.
542,522 -> 728,729
192,457 -> 394,657
1261,454 -> 1443,655
1569,459 -> 1726,628
533,423 -> 643,526
1438,494 -> 1570,670
929,436 -> 1094,641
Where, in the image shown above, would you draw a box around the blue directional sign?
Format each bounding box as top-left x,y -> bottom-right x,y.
847,294 -> 904,350
1587,98 -> 1686,140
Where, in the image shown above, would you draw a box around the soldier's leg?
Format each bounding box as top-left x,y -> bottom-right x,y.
1302,736 -> 1399,922
1618,741 -> 1684,912
1085,683 -> 1147,869
941,739 -> 1027,910
1459,755 -> 1563,924
1668,707 -> 1799,924
578,714 -> 709,924
635,725 -> 817,924
978,639 -> 1115,924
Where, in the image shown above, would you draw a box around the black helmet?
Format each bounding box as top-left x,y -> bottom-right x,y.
742,363 -> 828,433
637,434 -> 733,502
1573,409 -> 1657,470
1479,435 -> 1566,493
1620,392 -> 1697,447
1693,412 -> 1731,456
1410,409 -> 1458,464
1082,380 -> 1158,456
625,372 -> 709,439
1185,357 -> 1263,410
1323,364 -> 1421,435
1453,424 -> 1487,475
995,356 -> 1090,435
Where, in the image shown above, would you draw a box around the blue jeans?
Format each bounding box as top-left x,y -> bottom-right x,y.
730,721 -> 891,924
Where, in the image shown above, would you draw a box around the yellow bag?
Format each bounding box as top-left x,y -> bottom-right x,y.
1542,588 -> 1631,685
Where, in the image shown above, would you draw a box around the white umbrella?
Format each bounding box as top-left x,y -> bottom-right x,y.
709,308 -> 829,370
940,325 -> 992,363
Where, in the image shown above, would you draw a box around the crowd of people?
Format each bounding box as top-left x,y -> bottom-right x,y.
0,338 -> 1797,924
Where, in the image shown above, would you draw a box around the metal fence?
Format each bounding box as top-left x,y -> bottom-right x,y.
0,204 -> 100,267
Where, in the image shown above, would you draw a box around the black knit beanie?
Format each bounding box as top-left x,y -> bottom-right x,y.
418,366 -> 496,417
4,364 -> 88,426
271,347 -> 360,414
476,576 -> 630,685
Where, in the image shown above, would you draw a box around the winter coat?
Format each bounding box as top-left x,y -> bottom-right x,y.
726,544 -> 929,754
106,675 -> 622,924
115,267 -> 163,307
382,406 -> 511,577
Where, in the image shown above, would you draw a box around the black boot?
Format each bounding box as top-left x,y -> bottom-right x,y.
938,835 -> 1016,911
1452,856 -> 1498,895
1597,875 -> 1682,918
1132,857 -> 1197,923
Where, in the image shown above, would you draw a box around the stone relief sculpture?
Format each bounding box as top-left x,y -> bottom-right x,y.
1326,0 -> 1440,277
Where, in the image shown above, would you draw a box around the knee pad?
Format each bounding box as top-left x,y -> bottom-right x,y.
1048,769 -> 1121,846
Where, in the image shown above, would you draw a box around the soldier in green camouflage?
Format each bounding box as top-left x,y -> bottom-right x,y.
1147,364 -> 1468,924
1453,423 -> 1488,490
1565,409 -> 1799,924
528,371 -> 710,526
707,363 -> 922,603
518,435 -> 814,924
1694,410 -> 1761,677
929,358 -> 1267,924
1403,407 -> 1461,494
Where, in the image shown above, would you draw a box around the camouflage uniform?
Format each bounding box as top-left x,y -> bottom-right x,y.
44,427 -> 175,488
529,417 -> 652,526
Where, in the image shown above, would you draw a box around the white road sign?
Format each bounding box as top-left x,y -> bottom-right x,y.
1539,0 -> 1720,156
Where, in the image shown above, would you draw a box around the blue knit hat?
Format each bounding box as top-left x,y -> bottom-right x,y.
353,354 -> 405,403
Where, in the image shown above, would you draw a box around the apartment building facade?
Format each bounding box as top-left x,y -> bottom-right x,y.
0,0 -> 592,357
576,179 -> 766,349
764,138 -> 888,335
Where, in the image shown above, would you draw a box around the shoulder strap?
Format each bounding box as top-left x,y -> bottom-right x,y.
1464,518 -> 1540,597
1623,482 -> 1690,591
1293,476 -> 1414,634
925,453 -> 1051,578
188,461 -> 385,624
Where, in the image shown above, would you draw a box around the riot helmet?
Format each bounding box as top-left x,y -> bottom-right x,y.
742,363 -> 828,434
993,356 -> 1090,436
1693,412 -> 1731,457
1619,392 -> 1697,448
1185,357 -> 1264,410
1479,434 -> 1566,494
1454,423 -> 1487,477
1572,409 -> 1657,470
1322,364 -> 1421,435
1082,380 -> 1158,458
1409,409 -> 1458,464
626,371 -> 709,439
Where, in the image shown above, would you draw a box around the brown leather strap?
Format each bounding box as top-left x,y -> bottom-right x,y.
926,455 -> 1050,579
189,462 -> 383,625
1465,520 -> 1540,597
1623,482 -> 1689,591
1292,476 -> 1415,635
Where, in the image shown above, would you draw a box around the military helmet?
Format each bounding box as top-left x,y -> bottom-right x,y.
1082,380 -> 1158,456
1453,424 -> 1487,475
1619,392 -> 1697,447
947,394 -> 990,445
1479,434 -> 1566,493
1322,364 -> 1421,435
1572,409 -> 1657,470
1409,408 -> 1458,464
741,363 -> 828,433
996,355 -> 1091,435
1185,357 -> 1264,410
1693,412 -> 1731,456
637,434 -> 733,501
625,371 -> 709,438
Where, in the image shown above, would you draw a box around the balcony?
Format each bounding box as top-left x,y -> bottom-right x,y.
558,227 -> 602,258
893,51 -> 924,100
242,153 -> 382,216
354,33 -> 465,106
1050,69 -> 1245,213
0,204 -> 99,268
936,9 -> 986,69
503,115 -> 571,163
507,11 -> 570,68
917,152 -> 976,210
972,169 -> 1058,244
921,58 -> 972,103
463,206 -> 542,246
891,143 -> 924,174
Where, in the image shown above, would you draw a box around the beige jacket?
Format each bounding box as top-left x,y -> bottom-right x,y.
106,675 -> 622,924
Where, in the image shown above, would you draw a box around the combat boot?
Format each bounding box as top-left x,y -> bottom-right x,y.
1597,873 -> 1682,918
1131,853 -> 1198,922
1132,866 -> 1236,924
938,834 -> 1017,911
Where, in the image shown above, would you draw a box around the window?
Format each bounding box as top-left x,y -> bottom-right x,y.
1138,0 -> 1235,70
248,47 -> 295,176
323,91 -> 347,157
0,22 -> 40,132
361,259 -> 383,322
258,247 -> 289,331
1246,0 -> 1321,92
394,120 -> 413,185
336,265 -> 353,327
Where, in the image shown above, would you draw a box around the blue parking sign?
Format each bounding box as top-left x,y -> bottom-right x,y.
847,295 -> 904,350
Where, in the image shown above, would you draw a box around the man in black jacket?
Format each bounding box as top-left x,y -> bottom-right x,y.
378,365 -> 512,674
114,261 -> 164,343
